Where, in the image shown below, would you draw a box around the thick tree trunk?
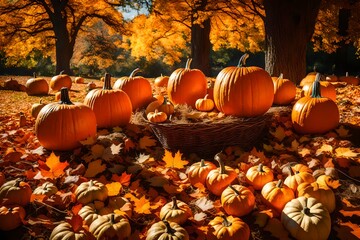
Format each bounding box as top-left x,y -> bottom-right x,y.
263,0 -> 321,84
191,0 -> 211,76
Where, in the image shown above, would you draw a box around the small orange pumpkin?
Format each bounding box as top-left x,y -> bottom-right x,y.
74,76 -> 85,84
284,166 -> 315,192
272,73 -> 296,105
195,94 -> 215,112
147,109 -> 167,123
301,75 -> 336,102
31,99 -> 47,119
0,205 -> 26,231
25,73 -> 49,96
221,185 -> 255,217
50,71 -> 72,91
209,215 -> 250,240
158,97 -> 175,116
154,74 -> 169,87
261,179 -> 295,213
245,163 -> 274,190
187,159 -> 217,186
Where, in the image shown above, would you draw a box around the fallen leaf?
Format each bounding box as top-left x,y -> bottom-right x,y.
112,172 -> 132,186
84,159 -> 106,178
335,147 -> 358,158
336,125 -> 350,138
40,152 -> 69,179
139,135 -> 157,149
335,221 -> 360,240
133,196 -> 152,214
315,144 -> 333,156
80,135 -> 97,145
67,214 -> 83,232
106,182 -> 122,196
298,147 -> 311,157
193,212 -> 207,224
339,198 -> 360,218
162,150 -> 189,169
91,144 -> 105,158
263,218 -> 289,239
254,209 -> 274,227
193,197 -> 214,212
271,126 -> 286,142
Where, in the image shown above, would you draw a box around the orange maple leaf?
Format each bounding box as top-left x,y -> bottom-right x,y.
67,214 -> 83,232
106,182 -> 122,197
112,172 -> 132,186
124,138 -> 135,152
40,152 -> 69,179
133,195 -> 152,214
162,150 -> 188,169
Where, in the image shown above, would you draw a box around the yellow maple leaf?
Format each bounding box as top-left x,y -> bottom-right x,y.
84,159 -> 106,178
335,147 -> 358,158
79,135 -> 97,145
40,152 -> 69,179
139,136 -> 157,149
271,126 -> 286,142
289,139 -> 299,152
133,196 -> 152,214
298,147 -> 311,157
316,144 -> 333,156
106,182 -> 122,197
162,150 -> 188,169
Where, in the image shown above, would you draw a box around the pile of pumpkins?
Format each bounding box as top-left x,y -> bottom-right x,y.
183,153 -> 335,240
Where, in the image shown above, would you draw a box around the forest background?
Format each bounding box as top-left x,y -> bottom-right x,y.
1,0 -> 360,82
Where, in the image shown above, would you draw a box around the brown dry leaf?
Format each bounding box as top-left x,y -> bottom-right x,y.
263,218 -> 289,239
162,150 -> 189,169
106,182 -> 122,197
336,125 -> 350,138
271,126 -> 286,142
91,144 -> 105,158
124,138 -> 135,152
84,159 -> 106,178
254,209 -> 274,227
193,197 -> 214,212
289,139 -> 299,152
79,135 -> 97,145
335,221 -> 360,240
139,135 -> 157,149
349,166 -> 360,178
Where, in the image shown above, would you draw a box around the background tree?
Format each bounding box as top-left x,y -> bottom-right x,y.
0,0 -> 125,74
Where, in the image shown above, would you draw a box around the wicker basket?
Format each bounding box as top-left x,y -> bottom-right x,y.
144,110 -> 273,157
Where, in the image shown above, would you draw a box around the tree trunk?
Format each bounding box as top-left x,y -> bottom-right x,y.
335,8 -> 351,75
191,0 -> 212,76
263,0 -> 321,84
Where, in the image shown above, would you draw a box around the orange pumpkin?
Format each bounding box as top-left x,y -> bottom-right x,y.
74,76 -> 85,84
301,75 -> 336,102
31,99 -> 47,119
272,73 -> 296,105
158,98 -> 175,115
195,94 -> 215,112
206,153 -> 238,196
0,179 -> 32,206
0,205 -> 26,231
221,185 -> 255,217
147,109 -> 168,123
159,196 -> 193,225
284,166 -> 315,192
167,58 -> 207,108
261,179 -> 295,213
50,71 -> 72,91
113,68 -> 153,110
154,74 -> 169,87
245,163 -> 274,190
187,159 -> 217,186
213,54 -> 274,117
299,67 -> 324,86
325,75 -> 338,82
292,75 -> 339,134
339,72 -> 359,86
0,173 -> 5,186
35,88 -> 97,151
209,215 -> 250,240
25,73 -> 49,96
84,73 -> 132,128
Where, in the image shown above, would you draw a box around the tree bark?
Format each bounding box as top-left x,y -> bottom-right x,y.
191,0 -> 212,76
263,0 -> 321,84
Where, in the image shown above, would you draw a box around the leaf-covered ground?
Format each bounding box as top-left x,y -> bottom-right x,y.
0,75 -> 359,240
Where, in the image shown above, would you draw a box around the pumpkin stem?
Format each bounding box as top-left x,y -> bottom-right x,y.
60,70 -> 65,75
258,164 -> 264,172
171,196 -> 179,210
228,185 -> 239,196
314,73 -> 321,82
103,73 -> 112,90
14,178 -> 21,187
110,213 -> 115,224
33,72 -> 37,78
303,207 -> 311,215
59,88 -> 73,105
276,179 -> 283,188
221,215 -> 232,227
278,73 -> 283,79
200,159 -> 206,168
203,94 -> 209,100
214,152 -> 226,174
89,180 -> 93,187
129,68 -> 141,78
185,58 -> 192,69
163,220 -> 176,235
288,166 -> 294,176
237,53 -> 249,67
345,72 -> 349,77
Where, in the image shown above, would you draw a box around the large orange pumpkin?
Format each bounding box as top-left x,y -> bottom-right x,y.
339,72 -> 359,86
272,73 -> 296,105
113,68 -> 153,111
84,73 -> 132,128
50,71 -> 72,91
213,54 -> 274,117
25,73 -> 49,96
167,58 -> 207,108
300,74 -> 336,101
35,88 -> 97,151
292,76 -> 339,134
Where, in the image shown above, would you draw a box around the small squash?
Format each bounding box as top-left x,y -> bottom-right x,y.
187,159 -> 217,186
32,181 -> 58,197
0,205 -> 26,231
206,153 -> 238,196
113,68 -> 153,110
297,181 -> 335,213
272,73 -> 296,105
31,99 -> 47,119
245,163 -> 274,190
195,94 -> 215,111
147,109 -> 168,123
221,185 -> 255,217
87,81 -> 97,90
35,87 -> 97,151
158,97 -> 175,115
292,74 -> 339,134
84,73 -> 133,128
159,196 -> 193,225
74,76 -> 85,84
281,197 -> 331,240
78,202 -> 113,226
75,180 -> 108,205
154,74 -> 169,88
0,178 -> 32,206
49,217 -> 93,240
146,220 -> 189,240
209,215 -> 250,240
284,166 -> 315,192
167,58 -> 207,108
25,73 -> 49,96
50,71 -> 72,91
89,213 -> 131,240
261,179 -> 295,214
